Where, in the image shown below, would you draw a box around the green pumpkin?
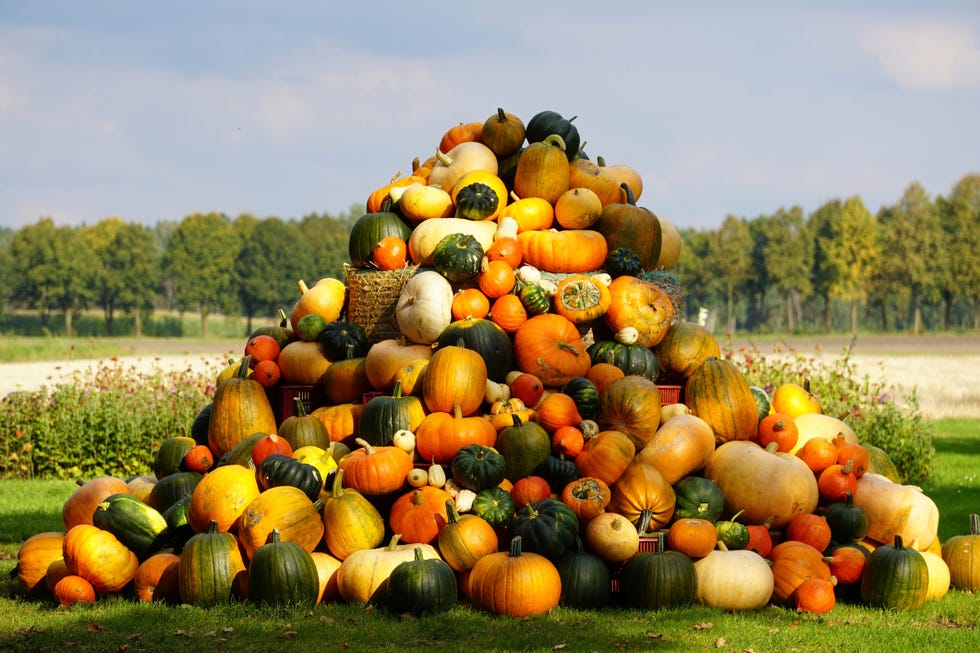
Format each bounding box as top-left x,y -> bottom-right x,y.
277,399 -> 331,450
358,381 -> 424,447
864,444 -> 902,483
436,316 -> 515,383
749,386 -> 771,423
146,471 -> 203,513
385,546 -> 458,615
824,492 -> 869,543
454,182 -> 500,221
525,110 -> 581,162
472,486 -> 515,530
672,476 -> 725,522
715,511 -> 750,550
179,520 -> 246,607
257,454 -> 323,502
162,495 -> 194,554
189,403 -> 212,446
294,313 -> 327,342
604,247 -> 643,278
92,493 -> 170,561
217,431 -> 266,469
496,414 -> 551,482
587,340 -> 661,381
248,528 -> 319,607
618,532 -> 698,609
561,376 -> 600,420
348,210 -> 412,268
152,436 -> 197,479
860,535 -> 929,610
249,307 -> 296,349
554,537 -> 611,610
318,320 -> 369,360
510,497 -> 579,561
451,444 -> 506,492
432,232 -> 484,283
518,282 -> 551,316
534,455 -> 580,494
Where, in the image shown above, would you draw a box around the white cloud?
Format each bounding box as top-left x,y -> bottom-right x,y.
858,19 -> 980,90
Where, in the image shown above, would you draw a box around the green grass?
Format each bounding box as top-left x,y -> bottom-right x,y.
1,421 -> 978,653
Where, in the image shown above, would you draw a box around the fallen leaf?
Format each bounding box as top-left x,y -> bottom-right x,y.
692,621 -> 714,630
280,631 -> 298,640
127,632 -> 143,641
714,636 -> 726,648
86,622 -> 101,633
553,644 -> 569,650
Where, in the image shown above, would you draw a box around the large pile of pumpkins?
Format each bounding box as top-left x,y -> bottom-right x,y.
14,108 -> 980,616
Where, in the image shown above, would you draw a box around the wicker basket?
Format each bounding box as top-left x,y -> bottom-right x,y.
343,265 -> 419,343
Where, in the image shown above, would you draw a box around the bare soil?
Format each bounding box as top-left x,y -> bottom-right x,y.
2,334 -> 979,419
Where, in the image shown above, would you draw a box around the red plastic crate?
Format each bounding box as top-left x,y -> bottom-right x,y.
609,534 -> 662,593
269,384 -> 324,425
658,384 -> 683,405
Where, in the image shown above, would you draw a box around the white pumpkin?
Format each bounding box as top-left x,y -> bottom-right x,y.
396,270 -> 453,345
790,413 -> 858,455
921,551 -> 950,602
694,548 -> 774,610
852,472 -> 940,551
407,217 -> 497,265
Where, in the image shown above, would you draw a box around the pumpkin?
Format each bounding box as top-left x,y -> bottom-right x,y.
860,535 -> 930,610
671,475 -> 725,522
395,182 -> 455,222
359,382 -> 426,447
248,528 -> 319,607
921,551 -> 951,602
496,414 -> 552,482
694,545 -> 774,610
534,455 -> 580,494
554,537 -> 611,610
472,486 -> 516,530
312,402 -> 364,443
311,551 -> 343,605
62,476 -> 131,530
364,337 -> 434,392
145,470 -> 202,513
321,468 -> 386,560
771,382 -> 823,418
336,534 -> 441,604
437,499 -> 498,572
421,344 -> 488,417
338,438 -> 414,496
348,210 -> 412,268
603,275 -> 674,347
668,518 -> 718,559
518,280 -> 551,316
237,485 -> 325,559
513,313 -> 592,387
133,552 -> 181,603
567,157 -> 627,206
596,375 -> 663,450
91,492 -> 170,561
469,535 -> 561,617
452,171 -> 507,221
384,546 -> 458,615
407,216 -> 497,266
942,513 -> 980,592
513,134 -> 570,205
62,523 -> 139,595
52,574 -> 96,606
394,269 -> 453,345
561,377 -> 600,422
852,472 -> 939,550
451,287 -> 491,321
432,232 -> 485,283
152,436 -> 197,479
481,107 -> 525,157
784,513 -> 832,552
619,532 -> 699,610
636,414 -> 716,484
517,228 -> 608,274
608,460 -> 676,532
574,429 -> 635,486
257,453 -> 323,501
593,184 -> 661,271
584,512 -> 639,564
438,120 -> 484,152
864,443 -> 903,482
525,110 -> 580,159
510,498 -> 579,561
794,576 -> 838,614
436,315 -> 515,383
552,274 -> 612,324
289,277 -> 346,329
560,477 -> 612,522
427,141 -> 498,191
587,340 -> 661,381
705,441 -> 819,529
656,214 -> 683,268
450,444 -> 507,492
14,531 -> 66,595
389,486 -> 452,544
684,357 -> 759,445
824,491 -> 870,543
207,358 -> 278,458
653,321 -> 721,382
790,412 -> 858,455
503,195 -> 555,232
415,405 -> 497,464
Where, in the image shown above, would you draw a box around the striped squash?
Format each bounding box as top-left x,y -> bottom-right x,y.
684,357 -> 759,445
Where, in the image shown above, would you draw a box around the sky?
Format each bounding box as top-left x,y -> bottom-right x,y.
1,1 -> 979,232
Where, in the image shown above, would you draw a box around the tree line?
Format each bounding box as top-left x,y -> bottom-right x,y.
1,173 -> 978,338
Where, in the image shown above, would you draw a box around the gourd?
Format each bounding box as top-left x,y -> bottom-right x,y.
513,313 -> 592,387
608,460 -> 676,532
495,415 -> 552,482
152,436 -> 197,479
942,513 -> 980,591
636,414 -> 716,484
481,107 -> 525,157
207,357 -> 278,458
436,499 -> 499,572
468,535 -> 562,617
554,537 -> 612,610
237,485 -> 325,560
583,512 -> 639,564
517,228 -> 608,274
133,552 -> 181,603
388,486 -> 453,544
596,375 -> 663,450
62,476 -> 131,530
436,316 -> 515,383
407,216 -> 496,265
186,462 -> 261,534
513,134 -> 570,205
587,340 -> 662,381
421,345 -> 488,417
395,270 -> 454,345
320,469 -> 386,560
414,405 -> 497,464
852,472 -> 939,551
653,321 -> 721,382
384,546 -> 458,615
671,475 -> 725,522
289,277 -> 347,329
860,535 -> 930,610
176,521 -> 243,606
451,170 -> 507,221
593,184 -> 662,271
364,338 -> 434,392
694,545 -> 774,610
552,274 -> 612,324
619,532 -> 698,609
336,534 -> 440,604
257,453 -> 324,502
525,110 -> 581,160
684,357 -> 759,445
359,382 -> 426,447
336,438 -> 414,496
450,444 -> 507,492
510,498 -> 580,561
704,441 -> 819,529
427,141 -> 498,191
603,275 -> 674,348
432,232 -> 485,283
62,524 -> 138,595
573,429 -> 635,487
91,493 -> 170,561
248,528 -> 320,607
348,209 -> 412,268
14,531 -> 66,595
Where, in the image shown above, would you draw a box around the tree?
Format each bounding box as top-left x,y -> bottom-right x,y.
108,222 -> 160,337
236,217 -> 315,334
707,215 -> 753,332
297,205 -> 364,280
940,174 -> 980,329
161,212 -> 239,337
763,206 -> 813,332
745,214 -> 774,330
808,200 -> 843,332
673,228 -> 717,327
877,183 -> 943,334
823,196 -> 880,334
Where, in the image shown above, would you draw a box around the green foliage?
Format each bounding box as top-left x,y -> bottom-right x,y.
728,339 -> 934,484
0,359 -> 217,480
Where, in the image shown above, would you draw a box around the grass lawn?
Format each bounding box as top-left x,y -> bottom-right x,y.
0,419 -> 977,653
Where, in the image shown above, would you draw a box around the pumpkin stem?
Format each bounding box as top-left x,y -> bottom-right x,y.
445,499 -> 463,524
412,546 -> 426,562
893,535 -> 905,549
494,107 -> 508,122
330,468 -> 346,497
236,355 -> 253,379
970,513 -> 980,535
435,148 -> 453,166
619,182 -> 637,206
297,279 -> 310,295
385,533 -> 403,550
556,340 -> 581,356
354,437 -> 375,455
391,381 -> 403,399
543,134 -> 567,152
452,404 -> 464,419
277,306 -> 289,327
292,396 -> 308,418
508,535 -> 524,558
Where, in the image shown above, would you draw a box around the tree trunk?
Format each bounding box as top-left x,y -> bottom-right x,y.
727,286 -> 736,333
911,288 -> 923,334
200,308 -> 209,339
64,309 -> 73,337
785,291 -> 795,332
823,294 -> 833,332
973,296 -> 980,331
850,299 -> 859,335
134,307 -> 143,339
943,293 -> 953,331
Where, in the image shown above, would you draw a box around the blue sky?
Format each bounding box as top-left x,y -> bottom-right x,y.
2,1 -> 978,231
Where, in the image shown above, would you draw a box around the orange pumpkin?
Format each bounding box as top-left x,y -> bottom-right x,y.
15,531 -> 66,595
603,275 -> 674,348
560,477 -> 612,522
489,293 -> 528,334
439,121 -> 484,153
414,405 -> 498,464
554,187 -> 603,229
684,357 -> 759,445
608,460 -> 676,532
338,438 -> 414,496
502,196 -> 554,232
311,402 -> 364,443
574,429 -> 636,486
62,524 -> 139,594
422,345 -> 488,417
53,574 -> 97,606
567,157 -> 627,206
133,552 -> 181,603
513,134 -> 570,205
552,274 -> 612,324
62,476 -> 131,530
596,375 -> 663,450
187,463 -> 261,533
389,486 -> 452,544
518,229 -> 608,274
452,288 -> 491,321
513,314 -> 592,387
534,392 -> 583,433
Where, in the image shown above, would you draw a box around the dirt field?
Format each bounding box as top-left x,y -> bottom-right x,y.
2,334 -> 979,419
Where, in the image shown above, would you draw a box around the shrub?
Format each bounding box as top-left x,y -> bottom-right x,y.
725,338 -> 934,484
1,359 -> 218,480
